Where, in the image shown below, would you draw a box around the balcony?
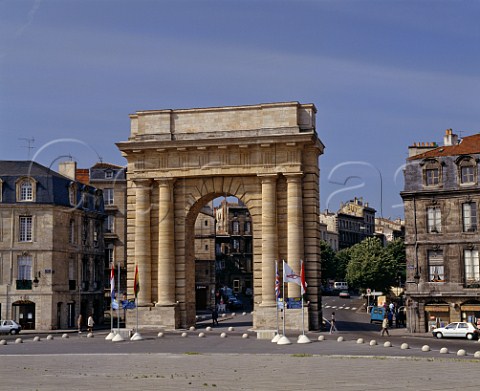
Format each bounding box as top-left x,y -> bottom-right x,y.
16,279 -> 32,290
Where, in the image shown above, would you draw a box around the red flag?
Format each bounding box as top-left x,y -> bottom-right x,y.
300,260 -> 307,296
134,264 -> 140,298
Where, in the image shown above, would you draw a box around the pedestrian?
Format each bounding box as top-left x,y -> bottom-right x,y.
381,314 -> 389,336
211,307 -> 219,326
329,311 -> 337,334
87,314 -> 95,333
387,310 -> 393,328
77,314 -> 83,333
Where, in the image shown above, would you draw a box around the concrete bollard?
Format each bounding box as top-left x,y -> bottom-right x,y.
228,327 -> 235,332
474,351 -> 480,358
206,327 -> 212,332
198,332 -> 205,338
181,332 -> 188,338
46,335 -> 54,340
383,341 -> 392,347
421,345 -> 430,352
189,326 -> 196,331
369,340 -> 377,346
157,332 -> 164,338
457,349 -> 467,356
400,343 -> 409,350
62,333 -> 69,339
0,339 -> 7,345
440,347 -> 449,354
15,338 -> 23,344
336,336 -> 344,342
33,336 -> 41,342
356,338 -> 364,344
242,333 -> 249,339
318,335 -> 325,341
87,333 -> 94,338
220,332 -> 227,338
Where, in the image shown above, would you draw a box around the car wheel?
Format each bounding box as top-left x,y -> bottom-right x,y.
435,332 -> 443,339
466,333 -> 474,340
10,329 -> 17,335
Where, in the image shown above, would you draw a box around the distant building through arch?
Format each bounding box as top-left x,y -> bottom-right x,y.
117,102 -> 325,330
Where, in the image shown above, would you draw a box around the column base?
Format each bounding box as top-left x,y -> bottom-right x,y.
126,305 -> 181,330
253,306 -> 309,332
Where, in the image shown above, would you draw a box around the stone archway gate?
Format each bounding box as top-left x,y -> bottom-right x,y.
117,102 -> 325,331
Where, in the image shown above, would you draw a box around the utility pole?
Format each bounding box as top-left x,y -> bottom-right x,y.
19,138 -> 35,160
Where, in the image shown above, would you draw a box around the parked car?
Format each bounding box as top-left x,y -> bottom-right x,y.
226,295 -> 243,310
432,322 -> 479,340
0,320 -> 22,335
339,290 -> 350,298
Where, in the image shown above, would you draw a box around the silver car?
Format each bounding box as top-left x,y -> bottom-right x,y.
432,322 -> 479,340
0,320 -> 22,335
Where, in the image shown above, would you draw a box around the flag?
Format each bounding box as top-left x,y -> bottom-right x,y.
134,264 -> 140,298
110,263 -> 115,300
300,260 -> 307,296
275,261 -> 281,300
110,263 -> 118,310
122,299 -> 136,310
283,261 -> 301,285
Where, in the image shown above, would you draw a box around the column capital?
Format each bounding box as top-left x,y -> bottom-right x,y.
133,178 -> 153,187
154,178 -> 176,187
284,172 -> 304,182
258,173 -> 278,183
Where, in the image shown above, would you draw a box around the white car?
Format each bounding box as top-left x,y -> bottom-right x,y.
0,320 -> 22,335
432,322 -> 479,340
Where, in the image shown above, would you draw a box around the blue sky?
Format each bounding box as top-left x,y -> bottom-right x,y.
1,0 -> 479,219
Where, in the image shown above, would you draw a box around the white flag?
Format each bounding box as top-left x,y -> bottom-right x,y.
283,261 -> 301,286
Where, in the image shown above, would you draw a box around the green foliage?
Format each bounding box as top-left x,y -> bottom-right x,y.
320,241 -> 337,283
334,247 -> 352,280
345,237 -> 399,293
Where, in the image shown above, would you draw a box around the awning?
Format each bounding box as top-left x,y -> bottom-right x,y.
425,305 -> 449,312
460,305 -> 480,311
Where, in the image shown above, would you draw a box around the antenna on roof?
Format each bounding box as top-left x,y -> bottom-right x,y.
19,137 -> 35,160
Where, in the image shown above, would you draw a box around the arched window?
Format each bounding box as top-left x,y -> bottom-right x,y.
456,156 -> 477,185
20,180 -> 33,201
421,159 -> 442,187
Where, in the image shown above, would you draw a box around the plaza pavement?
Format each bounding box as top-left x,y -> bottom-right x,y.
2,315 -> 480,390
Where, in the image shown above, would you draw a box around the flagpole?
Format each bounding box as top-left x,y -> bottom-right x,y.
277,260 -> 291,344
110,263 -> 113,333
301,260 -> 305,336
117,262 -> 120,330
298,259 -> 311,344
275,260 -> 279,335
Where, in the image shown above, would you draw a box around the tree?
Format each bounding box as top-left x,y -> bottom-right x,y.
320,241 -> 337,284
345,237 -> 398,293
385,238 -> 406,285
334,247 -> 351,281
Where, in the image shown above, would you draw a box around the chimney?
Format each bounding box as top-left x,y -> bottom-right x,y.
444,128 -> 459,146
58,161 -> 77,180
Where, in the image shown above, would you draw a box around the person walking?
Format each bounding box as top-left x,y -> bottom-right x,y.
329,312 -> 337,334
381,314 -> 389,336
87,314 -> 95,333
77,314 -> 83,333
211,307 -> 219,326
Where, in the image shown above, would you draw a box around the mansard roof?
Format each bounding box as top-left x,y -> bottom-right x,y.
409,133 -> 480,160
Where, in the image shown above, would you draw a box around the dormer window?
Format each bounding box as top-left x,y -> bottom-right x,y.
422,159 -> 442,187
16,177 -> 36,202
456,156 -> 477,185
69,183 -> 76,207
105,170 -> 113,179
0,179 -> 3,202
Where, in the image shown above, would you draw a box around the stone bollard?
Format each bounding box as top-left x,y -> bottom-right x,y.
181,332 -> 188,338
206,327 -> 212,332
421,345 -> 430,352
400,343 -> 409,350
46,335 -> 54,340
157,332 -> 164,338
242,333 -> 249,339
474,351 -> 480,358
336,336 -> 344,342
15,338 -> 23,344
440,347 -> 449,354
383,341 -> 392,347
356,338 -> 364,344
87,333 -> 94,338
369,340 -> 377,346
33,336 -> 41,342
318,335 -> 325,341
0,339 -> 7,345
62,333 -> 69,339
198,332 -> 205,338
189,326 -> 196,331
228,327 -> 235,332
220,332 -> 227,338
457,349 -> 467,356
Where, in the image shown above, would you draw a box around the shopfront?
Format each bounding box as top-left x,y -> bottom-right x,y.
425,303 -> 450,331
460,302 -> 480,326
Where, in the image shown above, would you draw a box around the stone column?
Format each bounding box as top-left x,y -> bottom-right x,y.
155,178 -> 176,306
286,173 -> 304,298
134,179 -> 152,305
259,174 -> 278,306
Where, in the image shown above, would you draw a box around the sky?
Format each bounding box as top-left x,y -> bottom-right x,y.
1,0 -> 479,220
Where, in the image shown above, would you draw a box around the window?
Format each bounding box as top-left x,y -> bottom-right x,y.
244,221 -> 251,234
105,170 -> 113,179
426,168 -> 439,186
461,166 -> 475,184
19,216 -> 33,241
428,250 -> 444,282
104,188 -> 114,205
204,220 -> 208,227
232,221 -> 240,234
20,180 -> 33,201
427,207 -> 441,233
464,249 -> 480,286
106,247 -> 114,265
105,215 -> 114,233
462,202 -> 477,232
18,255 -> 32,280
68,184 -> 76,206
69,219 -> 75,243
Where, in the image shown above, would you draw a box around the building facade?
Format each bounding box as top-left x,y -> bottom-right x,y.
402,129 -> 480,332
0,161 -> 105,330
